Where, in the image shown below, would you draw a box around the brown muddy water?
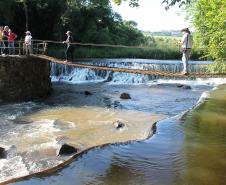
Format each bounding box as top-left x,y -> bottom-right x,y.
0,81 -> 226,185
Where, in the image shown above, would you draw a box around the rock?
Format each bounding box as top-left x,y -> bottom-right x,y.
84,91 -> 92,96
176,84 -> 184,88
176,84 -> 192,89
120,93 -> 131,99
104,72 -> 113,82
57,144 -> 78,156
182,85 -> 192,89
113,121 -> 125,130
0,147 -> 6,159
113,101 -> 120,108
155,83 -> 177,88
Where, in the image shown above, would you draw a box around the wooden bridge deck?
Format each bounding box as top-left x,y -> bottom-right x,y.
34,54 -> 226,78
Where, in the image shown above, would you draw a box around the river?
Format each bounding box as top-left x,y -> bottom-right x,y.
0,59 -> 225,185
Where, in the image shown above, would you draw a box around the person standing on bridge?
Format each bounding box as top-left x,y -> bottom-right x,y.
63,31 -> 74,63
25,31 -> 32,55
3,26 -> 9,54
0,26 -> 5,55
7,29 -> 17,55
180,28 -> 193,75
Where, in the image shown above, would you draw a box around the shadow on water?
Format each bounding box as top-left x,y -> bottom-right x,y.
12,85 -> 226,185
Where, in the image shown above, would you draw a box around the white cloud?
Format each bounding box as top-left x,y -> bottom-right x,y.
111,0 -> 190,31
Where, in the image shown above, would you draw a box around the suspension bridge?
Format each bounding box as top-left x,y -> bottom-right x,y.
1,40 -> 226,78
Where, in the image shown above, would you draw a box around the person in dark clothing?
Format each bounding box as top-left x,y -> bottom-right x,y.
63,31 -> 74,63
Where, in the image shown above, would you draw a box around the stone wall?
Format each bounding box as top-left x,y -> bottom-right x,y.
0,56 -> 52,102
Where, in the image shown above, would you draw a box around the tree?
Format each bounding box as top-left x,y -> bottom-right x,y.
112,0 -> 139,7
0,0 -> 15,25
187,0 -> 226,72
16,0 -> 29,30
112,0 -> 191,9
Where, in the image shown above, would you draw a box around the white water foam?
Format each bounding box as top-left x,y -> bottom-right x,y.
148,78 -> 226,88
0,156 -> 29,183
109,72 -> 149,84
51,68 -> 107,84
50,59 -> 212,84
32,140 -> 58,151
0,119 -> 64,183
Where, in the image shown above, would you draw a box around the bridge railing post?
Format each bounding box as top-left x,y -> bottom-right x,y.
43,42 -> 47,54
18,41 -> 21,55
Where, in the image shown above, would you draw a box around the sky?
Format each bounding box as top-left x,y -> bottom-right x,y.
111,0 -> 190,32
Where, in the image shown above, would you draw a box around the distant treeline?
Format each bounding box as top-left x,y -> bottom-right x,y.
143,30 -> 182,37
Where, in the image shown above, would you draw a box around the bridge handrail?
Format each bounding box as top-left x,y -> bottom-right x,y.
31,39 -> 225,51
0,40 -> 47,55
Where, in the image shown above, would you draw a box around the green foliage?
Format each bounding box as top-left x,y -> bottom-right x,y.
0,0 -> 146,45
162,0 -> 191,9
0,0 -> 202,60
112,0 -> 191,9
187,0 -> 226,72
0,0 -> 15,25
112,0 -> 139,7
47,44 -> 181,60
47,36 -> 204,60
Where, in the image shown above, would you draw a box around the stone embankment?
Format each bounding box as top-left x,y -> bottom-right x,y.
0,55 -> 51,102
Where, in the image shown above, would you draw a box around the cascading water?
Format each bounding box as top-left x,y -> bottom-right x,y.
50,59 -> 210,84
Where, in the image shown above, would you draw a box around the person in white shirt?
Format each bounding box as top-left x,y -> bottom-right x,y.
180,28 -> 193,75
24,31 -> 32,55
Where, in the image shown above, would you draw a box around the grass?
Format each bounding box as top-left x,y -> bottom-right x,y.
46,42 -> 204,60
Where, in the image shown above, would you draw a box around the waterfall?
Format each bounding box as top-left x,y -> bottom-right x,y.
51,59 -> 210,84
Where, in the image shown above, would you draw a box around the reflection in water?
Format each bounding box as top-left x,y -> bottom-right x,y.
13,85 -> 226,185
180,85 -> 226,185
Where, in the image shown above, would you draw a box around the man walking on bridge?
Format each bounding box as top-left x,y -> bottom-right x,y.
63,31 -> 74,63
180,28 -> 193,75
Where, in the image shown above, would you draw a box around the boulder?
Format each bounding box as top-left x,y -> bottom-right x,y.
104,72 -> 113,82
182,85 -> 192,89
176,84 -> 184,88
0,147 -> 6,159
84,91 -> 93,96
113,101 -> 121,108
176,84 -> 192,89
120,93 -> 131,99
57,144 -> 78,156
113,121 -> 125,130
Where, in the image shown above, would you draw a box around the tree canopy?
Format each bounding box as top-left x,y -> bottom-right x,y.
187,0 -> 226,72
0,0 -> 145,46
112,0 -> 191,9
